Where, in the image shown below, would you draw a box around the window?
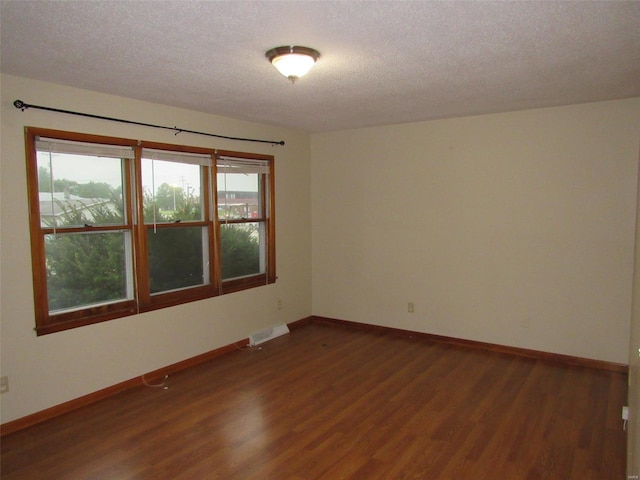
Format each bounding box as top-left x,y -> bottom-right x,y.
25,128 -> 275,334
139,147 -> 213,308
217,155 -> 275,289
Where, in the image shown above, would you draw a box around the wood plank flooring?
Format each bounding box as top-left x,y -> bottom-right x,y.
1,322 -> 627,479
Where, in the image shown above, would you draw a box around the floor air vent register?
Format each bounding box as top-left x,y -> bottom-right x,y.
249,324 -> 290,346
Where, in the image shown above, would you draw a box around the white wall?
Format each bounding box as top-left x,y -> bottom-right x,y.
0,75 -> 312,423
2,74 -> 638,425
311,99 -> 640,364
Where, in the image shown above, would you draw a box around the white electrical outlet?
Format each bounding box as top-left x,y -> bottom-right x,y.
277,299 -> 283,310
0,376 -> 8,394
408,302 -> 414,313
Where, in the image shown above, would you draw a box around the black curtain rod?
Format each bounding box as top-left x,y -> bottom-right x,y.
13,99 -> 285,146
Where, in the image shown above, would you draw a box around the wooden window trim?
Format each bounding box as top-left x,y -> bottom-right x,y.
215,150 -> 276,291
24,128 -> 276,335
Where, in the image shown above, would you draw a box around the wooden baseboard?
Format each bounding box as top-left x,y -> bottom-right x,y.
0,377 -> 140,437
287,316 -> 313,330
1,314 -> 625,436
0,334 -> 254,437
310,315 -> 629,374
1,317 -> 316,436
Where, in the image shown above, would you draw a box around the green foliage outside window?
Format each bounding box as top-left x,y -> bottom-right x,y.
147,226 -> 204,293
220,224 -> 260,280
43,178 -> 261,311
45,203 -> 128,311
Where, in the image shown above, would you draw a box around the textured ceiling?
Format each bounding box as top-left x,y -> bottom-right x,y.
1,0 -> 639,133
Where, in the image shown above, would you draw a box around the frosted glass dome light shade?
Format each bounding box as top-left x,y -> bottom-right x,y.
266,46 -> 320,83
272,53 -> 315,79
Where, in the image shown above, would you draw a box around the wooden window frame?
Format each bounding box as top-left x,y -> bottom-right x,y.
135,141 -> 217,312
25,128 -> 276,335
216,150 -> 276,294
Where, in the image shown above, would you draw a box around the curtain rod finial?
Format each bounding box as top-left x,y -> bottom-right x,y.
13,99 -> 27,111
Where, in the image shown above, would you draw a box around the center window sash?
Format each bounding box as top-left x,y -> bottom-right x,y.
139,147 -> 214,304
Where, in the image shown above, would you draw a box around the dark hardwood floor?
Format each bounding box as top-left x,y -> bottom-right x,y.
1,322 -> 627,479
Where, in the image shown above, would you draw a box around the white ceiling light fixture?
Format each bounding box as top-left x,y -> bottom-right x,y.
266,46 -> 320,83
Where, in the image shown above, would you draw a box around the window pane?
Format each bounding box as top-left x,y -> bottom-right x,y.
220,223 -> 264,280
45,231 -> 132,312
141,158 -> 203,223
217,172 -> 260,220
147,226 -> 208,293
36,151 -> 125,228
